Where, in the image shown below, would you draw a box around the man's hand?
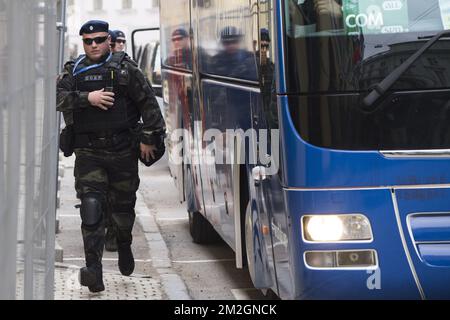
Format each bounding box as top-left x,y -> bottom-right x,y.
88,89 -> 115,110
140,143 -> 157,162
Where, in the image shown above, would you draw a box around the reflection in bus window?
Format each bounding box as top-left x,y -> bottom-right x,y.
197,0 -> 258,81
208,26 -> 257,81
286,0 -> 450,93
164,28 -> 192,70
257,28 -> 277,129
286,0 -> 450,150
160,0 -> 191,70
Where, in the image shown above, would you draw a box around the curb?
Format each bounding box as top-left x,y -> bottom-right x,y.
55,241 -> 64,263
135,191 -> 191,300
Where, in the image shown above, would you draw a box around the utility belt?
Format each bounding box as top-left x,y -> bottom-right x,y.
74,129 -> 133,150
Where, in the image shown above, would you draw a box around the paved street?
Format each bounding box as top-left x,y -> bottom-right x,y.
55,152 -> 267,300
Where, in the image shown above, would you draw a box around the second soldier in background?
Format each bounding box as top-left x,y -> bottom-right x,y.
113,30 -> 127,53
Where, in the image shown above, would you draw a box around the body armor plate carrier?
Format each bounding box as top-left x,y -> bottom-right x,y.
73,52 -> 140,134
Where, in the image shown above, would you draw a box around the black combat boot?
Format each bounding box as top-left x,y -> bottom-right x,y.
118,243 -> 135,276
79,264 -> 105,293
104,227 -> 118,252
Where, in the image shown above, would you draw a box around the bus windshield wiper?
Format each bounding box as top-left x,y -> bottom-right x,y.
363,30 -> 450,109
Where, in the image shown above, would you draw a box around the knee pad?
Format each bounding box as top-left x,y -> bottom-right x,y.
80,193 -> 103,228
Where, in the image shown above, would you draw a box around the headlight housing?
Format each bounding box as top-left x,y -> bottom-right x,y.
305,250 -> 378,269
303,214 -> 373,242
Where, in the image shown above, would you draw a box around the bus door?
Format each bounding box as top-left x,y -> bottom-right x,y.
201,81 -> 259,246
248,92 -> 281,293
239,1 -> 292,297
193,0 -> 261,246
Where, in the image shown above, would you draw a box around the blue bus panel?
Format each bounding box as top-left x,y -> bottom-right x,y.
396,187 -> 450,299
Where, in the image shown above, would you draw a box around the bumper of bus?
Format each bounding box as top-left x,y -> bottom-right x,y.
282,187 -> 450,300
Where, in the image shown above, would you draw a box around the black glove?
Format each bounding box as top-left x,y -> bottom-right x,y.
139,133 -> 166,167
59,125 -> 75,157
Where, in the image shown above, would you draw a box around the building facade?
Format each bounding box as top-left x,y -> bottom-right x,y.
67,0 -> 160,58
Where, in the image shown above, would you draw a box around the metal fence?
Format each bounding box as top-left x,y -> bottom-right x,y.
0,0 -> 59,300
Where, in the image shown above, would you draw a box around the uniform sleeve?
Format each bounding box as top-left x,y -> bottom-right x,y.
56,62 -> 91,113
127,62 -> 166,145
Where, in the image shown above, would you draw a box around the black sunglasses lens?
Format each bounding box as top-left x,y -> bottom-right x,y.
96,36 -> 108,44
224,40 -> 239,45
83,36 -> 108,45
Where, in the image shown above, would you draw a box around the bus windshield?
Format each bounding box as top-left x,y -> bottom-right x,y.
285,0 -> 450,150
285,0 -> 450,93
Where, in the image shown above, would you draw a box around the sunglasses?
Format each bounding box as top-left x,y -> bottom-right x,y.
223,40 -> 240,45
116,39 -> 126,44
261,44 -> 270,49
82,36 -> 108,45
171,37 -> 185,42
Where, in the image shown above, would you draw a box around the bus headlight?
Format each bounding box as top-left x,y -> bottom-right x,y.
303,214 -> 372,242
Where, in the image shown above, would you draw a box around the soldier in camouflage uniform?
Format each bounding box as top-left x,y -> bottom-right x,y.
56,20 -> 165,293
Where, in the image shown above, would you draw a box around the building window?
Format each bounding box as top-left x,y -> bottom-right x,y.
193,0 -> 211,7
122,0 -> 132,9
93,0 -> 102,11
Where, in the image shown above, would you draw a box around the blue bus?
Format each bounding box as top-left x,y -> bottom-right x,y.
151,0 -> 450,299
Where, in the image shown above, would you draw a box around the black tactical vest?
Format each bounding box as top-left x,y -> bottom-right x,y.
73,52 -> 140,134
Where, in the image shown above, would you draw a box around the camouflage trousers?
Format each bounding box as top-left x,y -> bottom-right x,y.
74,146 -> 140,267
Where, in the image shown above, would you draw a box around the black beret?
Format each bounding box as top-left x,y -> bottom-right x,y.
114,30 -> 126,39
109,30 -> 117,43
220,26 -> 243,42
171,28 -> 188,39
79,20 -> 109,35
260,28 -> 270,42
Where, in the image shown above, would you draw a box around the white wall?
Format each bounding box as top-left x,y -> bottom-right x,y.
67,0 -> 160,58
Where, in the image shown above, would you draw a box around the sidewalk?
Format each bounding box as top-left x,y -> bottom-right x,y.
55,153 -> 189,300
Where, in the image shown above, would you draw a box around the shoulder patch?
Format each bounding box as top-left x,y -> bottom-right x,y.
64,60 -> 75,67
57,70 -> 70,82
57,73 -> 64,82
64,60 -> 75,72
